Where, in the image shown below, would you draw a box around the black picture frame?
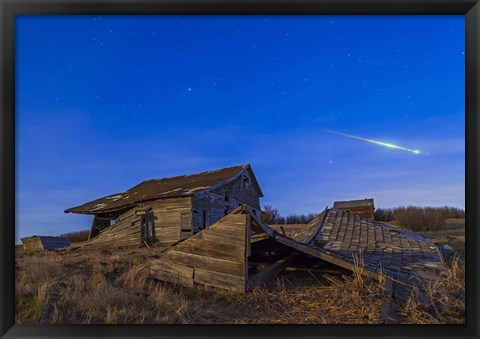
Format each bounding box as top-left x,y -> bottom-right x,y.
1,1 -> 478,338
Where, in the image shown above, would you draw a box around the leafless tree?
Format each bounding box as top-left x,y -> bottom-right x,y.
261,204 -> 281,224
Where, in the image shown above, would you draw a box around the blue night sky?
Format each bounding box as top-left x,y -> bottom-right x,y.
16,15 -> 465,241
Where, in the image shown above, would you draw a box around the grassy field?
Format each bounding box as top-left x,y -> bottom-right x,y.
15,219 -> 465,324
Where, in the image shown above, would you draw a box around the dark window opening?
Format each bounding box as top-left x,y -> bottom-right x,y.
202,210 -> 207,229
243,175 -> 250,188
140,209 -> 156,245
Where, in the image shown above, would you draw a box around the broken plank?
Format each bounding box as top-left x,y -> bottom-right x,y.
247,252 -> 299,289
275,235 -> 379,280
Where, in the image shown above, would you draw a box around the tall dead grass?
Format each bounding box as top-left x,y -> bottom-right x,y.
15,249 -> 465,324
400,256 -> 465,324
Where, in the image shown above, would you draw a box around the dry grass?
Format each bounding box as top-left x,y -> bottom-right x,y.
399,256 -> 465,324
15,246 -> 465,325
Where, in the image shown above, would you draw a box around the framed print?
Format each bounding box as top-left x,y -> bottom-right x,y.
1,0 -> 479,338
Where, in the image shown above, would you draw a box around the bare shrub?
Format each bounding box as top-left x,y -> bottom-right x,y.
374,208 -> 395,222
261,204 -> 281,224
375,206 -> 464,231
393,206 -> 447,232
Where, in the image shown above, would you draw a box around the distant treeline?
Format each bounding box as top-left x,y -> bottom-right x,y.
262,204 -> 465,232
59,229 -> 90,243
261,205 -> 318,225
374,206 -> 465,232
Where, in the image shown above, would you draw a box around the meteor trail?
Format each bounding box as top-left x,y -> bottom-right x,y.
327,130 -> 422,155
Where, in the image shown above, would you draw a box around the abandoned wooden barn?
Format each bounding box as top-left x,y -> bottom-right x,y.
333,198 -> 375,219
65,164 -> 263,247
21,236 -> 70,252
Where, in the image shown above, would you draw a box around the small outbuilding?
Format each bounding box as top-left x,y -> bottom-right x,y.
65,164 -> 263,246
333,198 -> 375,219
21,236 -> 70,252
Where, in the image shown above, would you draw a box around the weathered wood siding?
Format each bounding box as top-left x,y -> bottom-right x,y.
191,171 -> 260,233
72,197 -> 192,248
21,237 -> 44,252
211,169 -> 260,209
336,206 -> 374,219
71,207 -> 143,249
150,211 -> 250,292
333,199 -> 375,219
136,197 -> 192,244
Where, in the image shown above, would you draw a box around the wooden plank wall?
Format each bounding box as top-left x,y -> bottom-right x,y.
21,237 -> 44,252
138,197 -> 192,245
71,197 -> 193,249
192,172 -> 260,233
211,170 -> 260,209
151,212 -> 250,292
71,207 -> 144,249
191,193 -> 237,233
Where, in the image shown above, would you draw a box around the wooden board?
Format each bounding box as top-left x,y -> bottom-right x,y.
194,268 -> 245,292
175,238 -> 246,261
166,250 -> 244,276
247,252 -> 299,289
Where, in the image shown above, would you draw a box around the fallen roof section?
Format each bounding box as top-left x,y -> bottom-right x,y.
251,208 -> 445,304
65,163 -> 263,214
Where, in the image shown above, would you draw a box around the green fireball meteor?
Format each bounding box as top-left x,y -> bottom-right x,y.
327,130 -> 422,155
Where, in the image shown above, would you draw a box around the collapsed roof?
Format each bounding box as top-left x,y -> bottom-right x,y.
65,164 -> 263,214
